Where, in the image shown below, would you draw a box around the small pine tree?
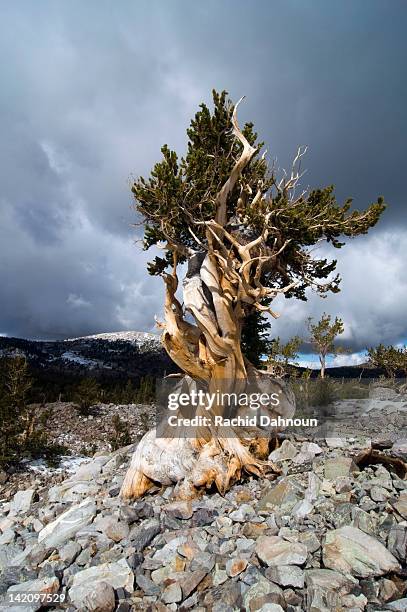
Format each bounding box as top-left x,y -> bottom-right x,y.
268,335 -> 302,376
308,313 -> 344,378
135,376 -> 155,404
367,344 -> 401,379
74,378 -> 101,415
110,415 -> 131,451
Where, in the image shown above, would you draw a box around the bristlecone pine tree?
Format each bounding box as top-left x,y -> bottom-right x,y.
308,313 -> 345,379
121,90 -> 385,499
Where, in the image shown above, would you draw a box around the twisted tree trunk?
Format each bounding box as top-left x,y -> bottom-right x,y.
121,99 -> 296,500
121,251 -> 295,500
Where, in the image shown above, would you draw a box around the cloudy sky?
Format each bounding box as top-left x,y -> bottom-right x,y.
1,0 -> 406,365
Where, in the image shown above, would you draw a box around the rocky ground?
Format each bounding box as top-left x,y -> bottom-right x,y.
1,389 -> 407,610
0,403 -> 154,500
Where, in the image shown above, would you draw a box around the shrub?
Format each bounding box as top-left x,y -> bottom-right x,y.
110,415 -> 131,451
74,378 -> 101,415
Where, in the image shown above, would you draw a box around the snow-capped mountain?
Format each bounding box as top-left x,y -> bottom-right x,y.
0,331 -> 178,382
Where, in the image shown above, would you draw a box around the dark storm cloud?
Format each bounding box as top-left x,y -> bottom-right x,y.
0,0 -> 406,351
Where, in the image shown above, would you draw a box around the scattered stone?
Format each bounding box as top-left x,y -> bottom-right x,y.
255,535 -> 307,566
59,541 -> 81,566
265,565 -> 305,588
181,568 -> 208,598
82,580 -> 116,612
226,558 -> 247,577
129,518 -> 161,551
135,573 -> 160,596
162,581 -> 182,604
163,500 -> 193,520
7,576 -> 59,611
392,492 -> 407,519
38,498 -> 96,548
370,485 -> 389,502
387,521 -> 407,561
95,516 -> 129,542
325,437 -> 345,448
229,503 -> 255,522
323,526 -> 400,577
69,559 -> 134,608
324,457 -> 358,480
305,569 -> 358,612
268,440 -> 298,462
385,599 -> 407,611
257,479 -> 302,513
9,489 -> 36,515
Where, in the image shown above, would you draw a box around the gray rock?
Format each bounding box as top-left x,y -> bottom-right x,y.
135,573 -> 160,595
0,567 -> 37,596
351,507 -> 377,535
265,565 -> 304,588
257,479 -> 302,513
391,439 -> 407,460
324,457 -> 357,480
291,498 -> 313,519
255,536 -> 307,566
387,521 -> 407,561
94,517 -> 129,542
0,544 -> 24,570
370,485 -> 389,502
392,492 -> 407,519
229,503 -> 255,522
323,526 -> 400,577
243,575 -> 281,611
385,599 -> 407,611
163,500 -> 193,520
0,529 -> 15,545
298,532 -> 320,553
82,580 -> 115,612
9,489 -> 36,515
325,437 -> 345,448
226,558 -> 247,577
305,569 -> 358,612
268,440 -> 298,462
68,559 -> 133,608
7,576 -> 59,612
58,541 -> 81,566
48,481 -> 98,503
162,582 -> 182,604
153,535 -> 187,564
369,386 -> 398,400
129,518 -> 161,551
181,568 -> 207,598
38,498 -> 96,548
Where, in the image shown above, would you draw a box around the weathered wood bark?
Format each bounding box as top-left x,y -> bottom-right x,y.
121,251 -> 296,500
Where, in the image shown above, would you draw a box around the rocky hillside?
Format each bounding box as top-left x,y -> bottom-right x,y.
2,391 -> 407,610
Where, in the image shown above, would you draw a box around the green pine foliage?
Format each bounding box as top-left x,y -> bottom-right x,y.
241,310 -> 272,368
74,378 -> 101,415
132,89 -> 385,303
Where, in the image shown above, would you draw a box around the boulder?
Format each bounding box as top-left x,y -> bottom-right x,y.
265,565 -> 304,588
38,498 -> 96,548
305,569 -> 358,612
6,576 -> 59,612
257,479 -> 302,513
323,526 -> 400,577
255,536 -> 307,566
324,457 -> 358,480
82,580 -> 115,612
68,559 -> 133,609
9,490 -> 36,515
